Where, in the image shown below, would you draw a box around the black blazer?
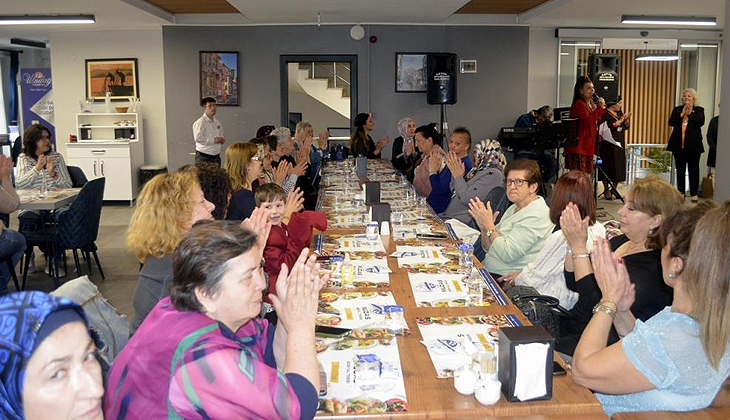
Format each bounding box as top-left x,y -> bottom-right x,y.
667,105 -> 705,153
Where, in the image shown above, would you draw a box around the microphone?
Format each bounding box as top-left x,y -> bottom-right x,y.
592,93 -> 599,102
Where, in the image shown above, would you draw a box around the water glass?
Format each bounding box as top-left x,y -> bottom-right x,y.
366,222 -> 379,241
38,171 -> 48,198
391,212 -> 404,226
341,262 -> 355,287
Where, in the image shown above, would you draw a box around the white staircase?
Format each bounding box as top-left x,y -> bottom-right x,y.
288,63 -> 350,119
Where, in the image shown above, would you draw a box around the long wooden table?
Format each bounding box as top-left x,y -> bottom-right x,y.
313,228 -> 605,417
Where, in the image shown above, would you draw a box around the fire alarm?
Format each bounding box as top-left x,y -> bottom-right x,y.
369,35 -> 377,43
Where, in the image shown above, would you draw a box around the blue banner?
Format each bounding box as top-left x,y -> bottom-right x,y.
20,68 -> 55,146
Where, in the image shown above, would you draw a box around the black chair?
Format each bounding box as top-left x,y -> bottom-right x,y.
58,177 -> 106,280
67,166 -> 89,188
10,136 -> 21,166
0,256 -> 21,292
21,178 -> 106,288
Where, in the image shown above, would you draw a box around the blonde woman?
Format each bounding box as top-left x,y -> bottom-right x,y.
667,88 -> 705,202
127,171 -> 215,331
572,200 -> 730,415
225,142 -> 262,220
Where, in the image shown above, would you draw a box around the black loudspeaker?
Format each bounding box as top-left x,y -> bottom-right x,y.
588,54 -> 620,103
427,53 -> 457,105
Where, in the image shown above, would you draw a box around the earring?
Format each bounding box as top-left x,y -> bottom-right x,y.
667,273 -> 676,279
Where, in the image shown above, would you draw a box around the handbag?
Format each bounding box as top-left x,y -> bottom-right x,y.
503,283 -> 568,339
701,174 -> 714,199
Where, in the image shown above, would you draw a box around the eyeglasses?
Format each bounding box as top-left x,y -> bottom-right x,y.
505,178 -> 530,187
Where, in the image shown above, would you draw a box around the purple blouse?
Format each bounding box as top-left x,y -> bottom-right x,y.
104,297 -> 317,419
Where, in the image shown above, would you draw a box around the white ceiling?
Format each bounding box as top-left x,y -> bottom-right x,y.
0,0 -> 724,49
521,0 -> 725,29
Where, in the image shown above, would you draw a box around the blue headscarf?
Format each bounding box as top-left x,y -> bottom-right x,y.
0,291 -> 88,420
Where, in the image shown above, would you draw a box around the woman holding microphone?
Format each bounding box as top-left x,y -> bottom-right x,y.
567,76 -> 606,174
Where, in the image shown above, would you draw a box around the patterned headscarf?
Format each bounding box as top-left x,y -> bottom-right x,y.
466,139 -> 506,181
0,292 -> 88,420
397,118 -> 415,142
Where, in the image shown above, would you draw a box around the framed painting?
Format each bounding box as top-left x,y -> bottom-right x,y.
85,58 -> 139,101
200,51 -> 239,106
395,53 -> 427,92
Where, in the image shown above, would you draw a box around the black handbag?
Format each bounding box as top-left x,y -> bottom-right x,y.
503,284 -> 568,339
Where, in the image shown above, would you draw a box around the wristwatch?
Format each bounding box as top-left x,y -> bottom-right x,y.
485,228 -> 495,238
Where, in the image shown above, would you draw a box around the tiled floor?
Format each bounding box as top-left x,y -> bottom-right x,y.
9,189 -> 627,320
10,203 -> 140,318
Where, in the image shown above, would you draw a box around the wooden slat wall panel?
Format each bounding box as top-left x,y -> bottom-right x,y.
599,50 -> 677,146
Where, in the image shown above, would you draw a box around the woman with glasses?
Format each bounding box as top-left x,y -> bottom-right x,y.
225,142 -> 263,220
468,159 -> 553,278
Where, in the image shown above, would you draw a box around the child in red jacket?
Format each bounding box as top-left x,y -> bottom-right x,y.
255,183 -> 327,309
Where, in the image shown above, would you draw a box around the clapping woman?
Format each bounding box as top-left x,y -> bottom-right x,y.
571,201 -> 730,415
557,175 -> 682,355
105,221 -> 326,419
667,88 -> 705,202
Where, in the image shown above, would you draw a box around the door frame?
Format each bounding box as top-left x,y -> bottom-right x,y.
279,54 -> 358,133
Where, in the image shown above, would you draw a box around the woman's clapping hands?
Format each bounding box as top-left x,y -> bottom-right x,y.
592,238 -> 635,312
560,202 -> 589,253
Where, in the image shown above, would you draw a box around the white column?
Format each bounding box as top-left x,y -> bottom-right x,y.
715,1 -> 730,201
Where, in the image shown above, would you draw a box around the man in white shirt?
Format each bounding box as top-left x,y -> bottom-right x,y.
192,97 -> 225,166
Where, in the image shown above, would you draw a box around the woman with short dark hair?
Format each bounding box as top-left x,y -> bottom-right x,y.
105,220 -> 325,419
411,123 -> 444,198
500,171 -> 606,309
468,158 -> 553,277
16,124 -> 72,191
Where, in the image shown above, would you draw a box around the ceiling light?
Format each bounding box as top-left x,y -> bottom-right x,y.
621,15 -> 716,26
560,42 -> 600,47
680,43 -> 719,48
0,15 -> 95,25
635,53 -> 679,61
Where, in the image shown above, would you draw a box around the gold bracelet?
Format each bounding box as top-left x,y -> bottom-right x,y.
592,302 -> 617,318
571,253 -> 590,260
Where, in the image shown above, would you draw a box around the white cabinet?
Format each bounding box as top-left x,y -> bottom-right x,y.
66,141 -> 144,205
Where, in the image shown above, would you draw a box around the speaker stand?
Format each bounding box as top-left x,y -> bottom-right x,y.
439,104 -> 450,144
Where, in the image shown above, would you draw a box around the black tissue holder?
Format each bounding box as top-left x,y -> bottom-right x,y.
498,325 -> 554,402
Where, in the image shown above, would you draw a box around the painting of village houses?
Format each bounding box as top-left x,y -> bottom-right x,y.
200,51 -> 239,106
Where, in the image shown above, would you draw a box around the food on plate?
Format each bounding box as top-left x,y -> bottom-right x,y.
345,397 -> 387,414
319,292 -> 339,303
333,339 -> 356,351
359,292 -> 377,299
342,293 -> 360,300
316,314 -> 341,326
319,398 -> 347,414
450,298 -> 467,307
318,302 -> 341,315
315,340 -> 330,353
432,299 -> 451,308
385,398 -> 408,412
415,317 -> 434,325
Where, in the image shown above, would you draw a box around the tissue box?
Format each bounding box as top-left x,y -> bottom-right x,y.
365,182 -> 381,204
498,326 -> 554,402
370,203 -> 391,226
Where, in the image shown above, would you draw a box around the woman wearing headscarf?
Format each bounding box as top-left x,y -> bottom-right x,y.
440,139 -> 506,225
0,291 -> 104,420
391,117 -> 420,181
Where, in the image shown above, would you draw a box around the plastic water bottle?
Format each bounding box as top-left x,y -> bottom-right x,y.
467,267 -> 483,306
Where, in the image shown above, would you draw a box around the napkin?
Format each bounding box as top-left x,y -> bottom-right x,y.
445,219 -> 481,246
513,342 -> 549,401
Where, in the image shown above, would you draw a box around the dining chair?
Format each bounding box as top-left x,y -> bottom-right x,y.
67,166 -> 89,188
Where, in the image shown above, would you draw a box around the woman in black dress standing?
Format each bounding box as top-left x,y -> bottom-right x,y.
599,96 -> 631,200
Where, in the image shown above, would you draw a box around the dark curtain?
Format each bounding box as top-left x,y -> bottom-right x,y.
8,51 -> 19,126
